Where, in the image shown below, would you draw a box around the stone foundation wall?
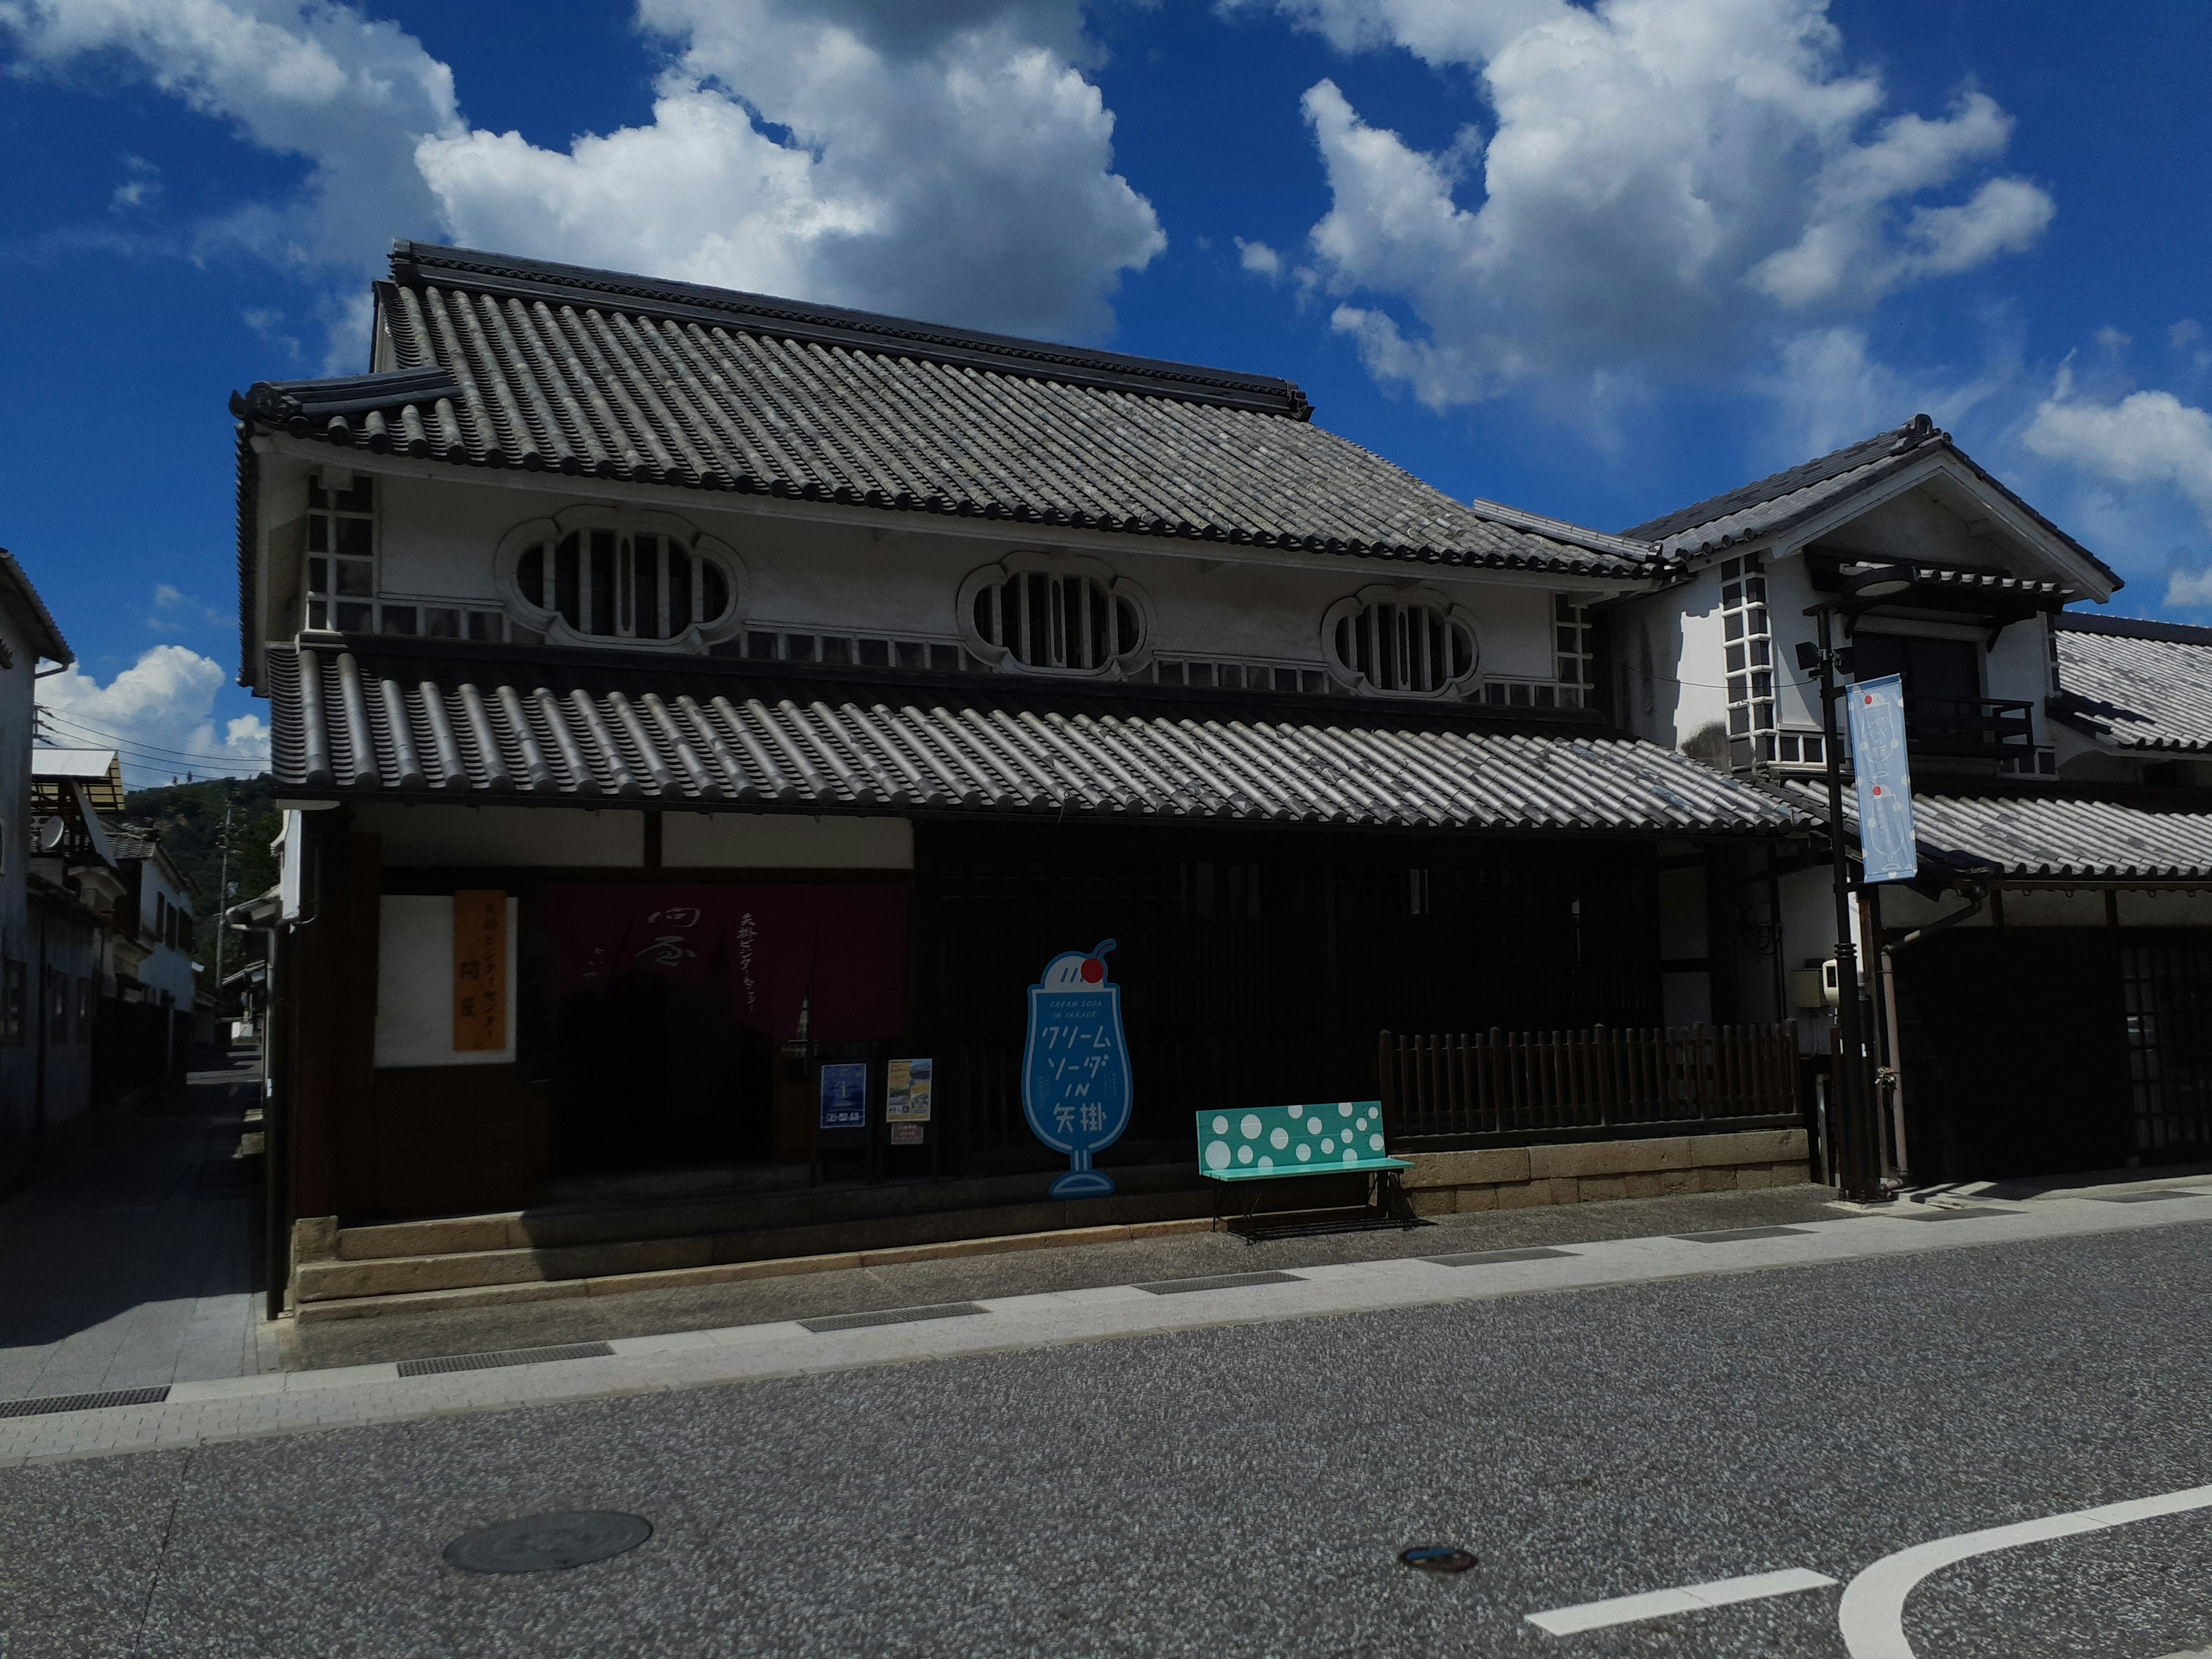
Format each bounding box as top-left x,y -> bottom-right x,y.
1400,1127 -> 1812,1214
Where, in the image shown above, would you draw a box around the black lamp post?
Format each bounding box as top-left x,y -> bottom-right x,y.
1803,565 -> 1912,1204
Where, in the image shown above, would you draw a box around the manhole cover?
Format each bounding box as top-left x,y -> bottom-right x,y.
1399,1546 -> 1479,1574
444,1511 -> 653,1574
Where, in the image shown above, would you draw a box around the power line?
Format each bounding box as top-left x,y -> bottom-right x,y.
33,707 -> 269,768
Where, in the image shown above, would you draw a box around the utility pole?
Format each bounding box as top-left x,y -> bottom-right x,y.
1806,604 -> 1889,1204
212,800 -> 233,1024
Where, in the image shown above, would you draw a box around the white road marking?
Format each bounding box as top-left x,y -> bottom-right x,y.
1526,1567 -> 1837,1635
1838,1482 -> 2212,1658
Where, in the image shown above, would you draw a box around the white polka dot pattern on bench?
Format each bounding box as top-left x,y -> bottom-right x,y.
1198,1103 -> 1388,1175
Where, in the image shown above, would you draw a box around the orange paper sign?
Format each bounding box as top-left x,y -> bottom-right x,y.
453,890 -> 507,1052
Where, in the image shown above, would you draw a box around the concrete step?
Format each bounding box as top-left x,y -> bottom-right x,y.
292,1215 -> 1219,1322
297,1181 -> 1225,1312
332,1161 -> 1210,1262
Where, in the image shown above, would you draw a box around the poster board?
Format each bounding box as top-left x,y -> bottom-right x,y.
374,895 -> 518,1068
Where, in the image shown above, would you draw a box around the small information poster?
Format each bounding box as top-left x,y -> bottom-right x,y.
886,1058 -> 933,1123
452,889 -> 507,1052
819,1062 -> 869,1131
889,1122 -> 926,1146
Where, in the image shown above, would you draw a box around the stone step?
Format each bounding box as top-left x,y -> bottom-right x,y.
298,1184 -> 1224,1309
334,1160 -> 1210,1262
291,1216 -> 1218,1322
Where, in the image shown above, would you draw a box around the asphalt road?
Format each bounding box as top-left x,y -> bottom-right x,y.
6,1220 -> 2210,1658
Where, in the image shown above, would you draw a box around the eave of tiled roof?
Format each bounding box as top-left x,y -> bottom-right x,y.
266,637 -> 1804,838
1783,777 -> 2212,881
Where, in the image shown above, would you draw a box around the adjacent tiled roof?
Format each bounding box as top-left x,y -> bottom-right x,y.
266,639 -> 1805,837
1623,415 -> 2119,588
235,243 -> 1657,580
2054,613 -> 2212,752
1786,778 -> 2212,880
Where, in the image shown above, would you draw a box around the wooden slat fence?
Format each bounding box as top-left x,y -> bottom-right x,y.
1380,1024 -> 1800,1141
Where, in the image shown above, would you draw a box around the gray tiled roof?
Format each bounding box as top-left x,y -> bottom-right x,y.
1625,429 -> 1914,550
1624,416 -> 2118,589
2055,613 -> 2212,752
234,243 -> 1657,580
1786,778 -> 2212,880
266,639 -> 1805,836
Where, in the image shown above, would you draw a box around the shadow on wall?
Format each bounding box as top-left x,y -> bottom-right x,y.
1681,722 -> 1730,771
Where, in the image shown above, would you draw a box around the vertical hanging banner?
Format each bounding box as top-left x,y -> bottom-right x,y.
1846,675 -> 1920,884
1022,940 -> 1132,1198
452,889 -> 508,1051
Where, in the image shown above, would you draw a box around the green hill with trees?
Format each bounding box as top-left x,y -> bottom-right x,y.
120,777 -> 279,964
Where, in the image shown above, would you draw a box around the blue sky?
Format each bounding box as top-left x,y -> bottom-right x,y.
3,0 -> 2209,785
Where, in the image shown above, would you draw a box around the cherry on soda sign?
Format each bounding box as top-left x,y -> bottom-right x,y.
1021,940 -> 1132,1198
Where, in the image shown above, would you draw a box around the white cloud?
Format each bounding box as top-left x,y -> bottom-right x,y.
1761,325 -> 2013,463
2163,569 -> 2212,608
36,646 -> 271,782
1235,236 -> 1283,279
2094,326 -> 2133,351
2022,373 -> 2212,531
3,0 -> 1163,344
1232,0 -> 2053,408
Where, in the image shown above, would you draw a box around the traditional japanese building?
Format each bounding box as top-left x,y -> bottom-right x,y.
1616,418 -> 2212,1182
236,243 -> 1810,1310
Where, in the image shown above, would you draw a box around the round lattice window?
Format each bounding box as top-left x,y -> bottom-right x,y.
1321,587 -> 1482,696
959,556 -> 1150,677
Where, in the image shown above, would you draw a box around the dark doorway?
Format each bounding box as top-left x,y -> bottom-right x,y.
1891,929 -> 2133,1180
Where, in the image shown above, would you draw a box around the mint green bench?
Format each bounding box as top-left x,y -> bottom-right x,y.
1195,1101 -> 1415,1230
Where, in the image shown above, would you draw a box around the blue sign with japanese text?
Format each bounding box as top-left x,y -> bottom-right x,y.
819,1061 -> 869,1131
1846,674 -> 1919,884
1021,940 -> 1132,1198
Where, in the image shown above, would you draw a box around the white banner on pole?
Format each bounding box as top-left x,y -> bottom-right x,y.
1846,674 -> 1919,884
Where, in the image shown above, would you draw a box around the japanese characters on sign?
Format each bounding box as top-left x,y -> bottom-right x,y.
819,1062 -> 869,1132
452,889 -> 507,1052
1021,940 -> 1132,1198
1846,675 -> 1920,885
886,1058 -> 933,1123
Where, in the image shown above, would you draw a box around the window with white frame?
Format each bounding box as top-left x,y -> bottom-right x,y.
1321,585 -> 1481,698
496,509 -> 745,652
1553,595 -> 1594,709
1719,556 -> 1774,748
303,471 -> 376,632
303,470 -> 506,641
959,555 -> 1150,677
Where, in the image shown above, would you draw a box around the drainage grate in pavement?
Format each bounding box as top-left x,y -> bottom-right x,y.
1889,1206 -> 2014,1221
1671,1226 -> 1811,1243
396,1342 -> 616,1378
444,1511 -> 653,1574
1135,1270 -> 1304,1296
799,1302 -> 987,1334
2086,1190 -> 2209,1204
0,1385 -> 171,1420
1425,1247 -> 1578,1267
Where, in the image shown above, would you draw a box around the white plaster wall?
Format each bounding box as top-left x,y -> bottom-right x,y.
349,467 -> 1597,690
663,813 -> 911,869
1985,614 -> 2052,715
374,894 -> 518,1067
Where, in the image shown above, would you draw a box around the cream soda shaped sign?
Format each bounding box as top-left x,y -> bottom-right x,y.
1021,940 -> 1132,1198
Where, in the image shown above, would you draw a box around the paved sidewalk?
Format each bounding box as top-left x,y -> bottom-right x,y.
7,1174 -> 2207,1468
0,1052 -> 278,1403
